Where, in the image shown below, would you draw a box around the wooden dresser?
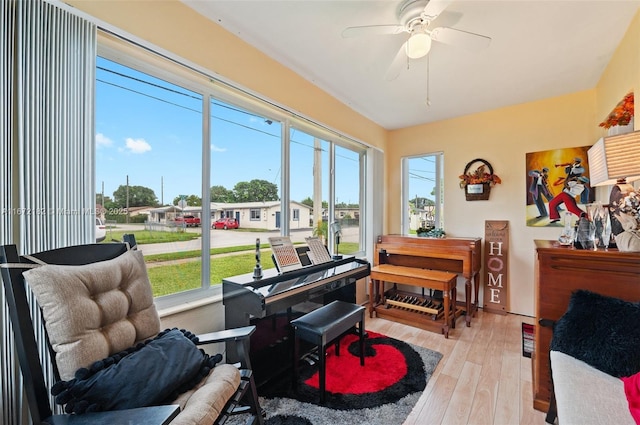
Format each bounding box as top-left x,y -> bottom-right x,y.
532,240 -> 640,412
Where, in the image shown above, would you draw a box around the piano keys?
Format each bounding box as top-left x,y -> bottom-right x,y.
223,256 -> 370,387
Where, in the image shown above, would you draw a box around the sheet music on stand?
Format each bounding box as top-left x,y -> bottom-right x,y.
305,236 -> 333,265
268,236 -> 303,273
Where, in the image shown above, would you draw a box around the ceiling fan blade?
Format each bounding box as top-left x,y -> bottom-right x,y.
422,0 -> 454,21
341,24 -> 405,38
430,26 -> 491,50
384,41 -> 409,81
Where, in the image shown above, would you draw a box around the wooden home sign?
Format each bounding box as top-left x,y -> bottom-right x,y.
483,220 -> 509,314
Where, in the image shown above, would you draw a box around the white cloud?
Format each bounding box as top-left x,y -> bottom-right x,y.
125,138 -> 152,154
95,133 -> 113,148
211,144 -> 227,153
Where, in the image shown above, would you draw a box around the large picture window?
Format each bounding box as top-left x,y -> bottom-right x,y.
96,57 -> 204,297
96,45 -> 370,300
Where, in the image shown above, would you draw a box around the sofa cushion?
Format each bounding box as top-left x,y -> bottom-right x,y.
550,350 -> 634,425
550,289 -> 640,378
51,328 -> 222,414
23,249 -> 161,380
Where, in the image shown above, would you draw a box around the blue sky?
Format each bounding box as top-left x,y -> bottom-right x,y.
95,57 -> 361,206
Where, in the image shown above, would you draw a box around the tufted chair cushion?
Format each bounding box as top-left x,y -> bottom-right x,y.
21,248 -> 246,425
23,249 -> 161,381
170,363 -> 241,425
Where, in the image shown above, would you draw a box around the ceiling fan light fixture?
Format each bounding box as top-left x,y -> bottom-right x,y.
406,32 -> 431,59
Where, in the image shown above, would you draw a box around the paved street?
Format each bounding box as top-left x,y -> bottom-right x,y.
107,224 -> 358,255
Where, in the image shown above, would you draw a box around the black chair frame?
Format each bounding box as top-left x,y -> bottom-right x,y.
0,237 -> 264,425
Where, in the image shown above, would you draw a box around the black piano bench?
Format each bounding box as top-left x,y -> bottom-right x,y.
290,300 -> 365,404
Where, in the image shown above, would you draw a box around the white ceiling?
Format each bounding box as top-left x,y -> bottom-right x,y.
183,0 -> 640,130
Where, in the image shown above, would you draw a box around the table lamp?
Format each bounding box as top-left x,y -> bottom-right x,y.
587,130 -> 640,236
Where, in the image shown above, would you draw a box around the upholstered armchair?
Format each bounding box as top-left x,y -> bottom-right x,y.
0,237 -> 264,425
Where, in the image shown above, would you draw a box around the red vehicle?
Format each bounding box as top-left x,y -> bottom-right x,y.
174,215 -> 201,227
213,217 -> 239,230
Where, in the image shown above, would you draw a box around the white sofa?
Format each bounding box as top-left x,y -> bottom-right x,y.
550,350 -> 634,425
546,289 -> 640,425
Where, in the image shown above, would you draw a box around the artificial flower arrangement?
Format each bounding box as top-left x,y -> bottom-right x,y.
459,163 -> 502,189
599,92 -> 634,129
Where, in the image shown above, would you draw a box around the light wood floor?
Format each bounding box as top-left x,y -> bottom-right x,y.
365,310 -> 547,425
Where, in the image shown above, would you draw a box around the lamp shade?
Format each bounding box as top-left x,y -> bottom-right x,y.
406,32 -> 432,59
587,130 -> 640,187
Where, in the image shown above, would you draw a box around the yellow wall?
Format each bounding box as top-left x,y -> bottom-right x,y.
389,90 -> 599,314
69,1 -> 639,316
596,11 -> 639,131
387,11 -> 640,315
68,0 -> 388,151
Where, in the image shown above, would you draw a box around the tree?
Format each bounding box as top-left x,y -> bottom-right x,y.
301,197 -> 329,209
172,194 -> 202,206
210,185 -> 234,203
112,185 -> 158,208
232,179 -> 278,202
95,194 -> 116,209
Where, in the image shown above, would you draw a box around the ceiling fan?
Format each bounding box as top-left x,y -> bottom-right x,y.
342,0 -> 491,80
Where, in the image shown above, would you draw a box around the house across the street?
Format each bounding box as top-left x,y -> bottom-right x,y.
148,201 -> 312,231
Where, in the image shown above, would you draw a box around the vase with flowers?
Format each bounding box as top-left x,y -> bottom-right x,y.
459,158 -> 501,201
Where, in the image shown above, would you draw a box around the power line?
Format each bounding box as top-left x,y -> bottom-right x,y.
98,61 -> 358,164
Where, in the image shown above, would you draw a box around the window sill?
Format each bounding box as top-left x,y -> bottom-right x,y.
155,286 -> 223,318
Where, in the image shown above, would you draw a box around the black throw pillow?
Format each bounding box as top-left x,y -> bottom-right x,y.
550,290 -> 640,378
51,328 -> 222,414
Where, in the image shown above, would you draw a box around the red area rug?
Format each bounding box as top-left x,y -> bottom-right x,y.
239,331 -> 442,425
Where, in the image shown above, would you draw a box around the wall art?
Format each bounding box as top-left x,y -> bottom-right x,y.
525,146 -> 595,227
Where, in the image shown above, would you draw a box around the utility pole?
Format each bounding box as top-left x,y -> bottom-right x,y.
126,175 -> 130,224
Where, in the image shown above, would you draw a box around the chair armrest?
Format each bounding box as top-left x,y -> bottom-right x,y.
195,325 -> 256,345
46,405 -> 180,425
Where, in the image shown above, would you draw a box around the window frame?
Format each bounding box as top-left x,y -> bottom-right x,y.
401,152 -> 444,235
96,31 -> 374,309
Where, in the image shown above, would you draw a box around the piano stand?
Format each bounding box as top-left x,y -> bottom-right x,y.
223,256 -> 370,388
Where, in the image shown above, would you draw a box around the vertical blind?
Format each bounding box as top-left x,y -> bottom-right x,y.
1,0 -> 96,423
17,0 -> 96,252
1,2 -> 18,424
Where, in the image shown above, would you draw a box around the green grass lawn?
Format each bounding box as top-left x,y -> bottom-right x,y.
147,253 -> 277,297
146,241 -> 361,297
102,230 -> 362,297
144,244 -> 272,263
103,229 -> 200,244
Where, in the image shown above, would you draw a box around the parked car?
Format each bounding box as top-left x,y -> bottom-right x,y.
174,215 -> 201,227
95,217 -> 106,243
213,217 -> 239,230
